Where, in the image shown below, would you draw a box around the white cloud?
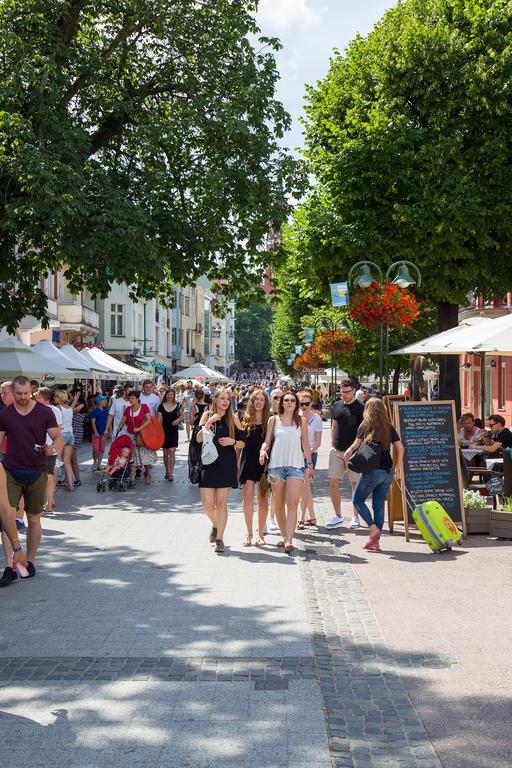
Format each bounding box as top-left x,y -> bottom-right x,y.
257,0 -> 327,32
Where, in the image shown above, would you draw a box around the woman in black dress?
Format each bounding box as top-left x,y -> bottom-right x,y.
157,389 -> 183,480
240,389 -> 271,547
188,388 -> 209,482
196,388 -> 245,553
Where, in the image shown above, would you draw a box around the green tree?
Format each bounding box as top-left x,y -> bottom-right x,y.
0,0 -> 303,331
235,300 -> 272,367
299,0 -> 512,409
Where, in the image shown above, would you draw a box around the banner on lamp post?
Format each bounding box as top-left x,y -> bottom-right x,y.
304,328 -> 315,343
294,345 -> 303,355
330,282 -> 349,307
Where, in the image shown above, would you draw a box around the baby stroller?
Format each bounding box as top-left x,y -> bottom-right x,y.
96,434 -> 135,493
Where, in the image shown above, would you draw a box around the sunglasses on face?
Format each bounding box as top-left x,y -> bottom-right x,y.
300,401 -> 311,406
283,398 -> 296,403
272,395 -> 281,400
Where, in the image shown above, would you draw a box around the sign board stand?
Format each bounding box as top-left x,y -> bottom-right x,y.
393,400 -> 466,541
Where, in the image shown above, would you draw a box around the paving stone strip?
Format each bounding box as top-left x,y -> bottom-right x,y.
298,473 -> 444,768
0,655 -> 316,686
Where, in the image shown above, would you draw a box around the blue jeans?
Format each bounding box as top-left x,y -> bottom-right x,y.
353,469 -> 394,531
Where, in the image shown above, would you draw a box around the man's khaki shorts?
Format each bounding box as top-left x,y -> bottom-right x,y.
5,471 -> 47,516
327,448 -> 359,484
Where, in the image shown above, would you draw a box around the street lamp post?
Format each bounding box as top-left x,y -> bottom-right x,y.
348,260 -> 422,396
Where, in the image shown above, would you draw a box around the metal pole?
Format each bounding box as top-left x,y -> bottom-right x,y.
384,321 -> 390,395
143,303 -> 147,356
378,323 -> 384,395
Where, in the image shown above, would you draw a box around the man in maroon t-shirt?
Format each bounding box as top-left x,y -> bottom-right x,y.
0,376 -> 62,584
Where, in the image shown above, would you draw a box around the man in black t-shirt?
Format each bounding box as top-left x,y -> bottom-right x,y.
326,379 -> 364,529
483,415 -> 512,457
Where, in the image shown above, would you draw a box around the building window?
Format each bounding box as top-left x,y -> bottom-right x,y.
216,343 -> 221,356
184,297 -> 190,316
179,329 -> 183,349
110,304 -> 124,336
172,328 -> 177,345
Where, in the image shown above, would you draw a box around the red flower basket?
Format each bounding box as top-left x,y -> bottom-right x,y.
315,328 -> 354,356
349,283 -> 420,329
293,344 -> 327,371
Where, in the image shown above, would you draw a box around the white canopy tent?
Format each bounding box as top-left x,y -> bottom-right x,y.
84,347 -> 144,379
0,338 -> 73,383
32,340 -> 93,379
60,344 -> 111,380
79,348 -> 121,380
172,363 -> 229,382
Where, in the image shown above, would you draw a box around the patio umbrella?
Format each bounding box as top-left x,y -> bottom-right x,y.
0,338 -> 73,383
79,348 -> 122,380
60,344 -> 110,380
84,347 -> 145,378
391,317 -> 493,356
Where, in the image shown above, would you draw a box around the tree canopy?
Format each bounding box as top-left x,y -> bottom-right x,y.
235,300 -> 273,367
0,0 -> 303,331
279,0 -> 512,405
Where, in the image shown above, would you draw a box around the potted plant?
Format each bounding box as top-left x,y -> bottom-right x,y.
463,489 -> 492,534
490,496 -> 512,540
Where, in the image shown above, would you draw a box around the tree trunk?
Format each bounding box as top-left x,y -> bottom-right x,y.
436,302 -> 461,416
391,364 -> 401,394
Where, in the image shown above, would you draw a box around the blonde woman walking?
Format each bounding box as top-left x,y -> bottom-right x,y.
196,388 -> 245,553
240,389 -> 271,547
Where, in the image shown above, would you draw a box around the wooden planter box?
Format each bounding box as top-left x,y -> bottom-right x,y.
490,511 -> 512,540
465,506 -> 491,534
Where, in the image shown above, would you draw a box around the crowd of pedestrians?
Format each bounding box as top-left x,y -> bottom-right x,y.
14,369 -> 503,584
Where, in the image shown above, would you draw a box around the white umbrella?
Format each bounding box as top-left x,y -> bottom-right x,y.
79,348 -> 121,380
85,347 -> 145,378
32,340 -> 93,379
173,362 -> 228,382
470,313 -> 512,354
391,317 -> 493,356
0,338 -> 73,383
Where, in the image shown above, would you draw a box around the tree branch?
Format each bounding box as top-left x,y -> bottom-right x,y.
89,113 -> 134,156
58,0 -> 87,45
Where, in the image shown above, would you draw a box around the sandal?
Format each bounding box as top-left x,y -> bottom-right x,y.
284,544 -> 295,554
297,521 -> 305,530
164,473 -> 169,480
255,537 -> 265,547
276,539 -> 285,548
243,534 -> 252,547
306,518 -> 317,527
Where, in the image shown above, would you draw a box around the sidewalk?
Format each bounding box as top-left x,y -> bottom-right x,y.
0,428 -> 510,767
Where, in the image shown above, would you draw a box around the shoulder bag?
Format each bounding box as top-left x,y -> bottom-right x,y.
347,441 -> 382,474
201,426 -> 219,465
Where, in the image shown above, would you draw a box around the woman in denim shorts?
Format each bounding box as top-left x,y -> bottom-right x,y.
260,391 -> 314,553
54,390 -> 75,491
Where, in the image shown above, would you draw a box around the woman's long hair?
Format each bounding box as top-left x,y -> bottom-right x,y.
278,390 -> 301,427
242,389 -> 271,434
359,397 -> 392,449
210,387 -> 235,439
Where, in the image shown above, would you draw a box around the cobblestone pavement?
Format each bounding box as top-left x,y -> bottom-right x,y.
0,430 -> 448,767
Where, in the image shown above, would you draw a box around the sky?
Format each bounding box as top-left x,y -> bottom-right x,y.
255,0 -> 397,153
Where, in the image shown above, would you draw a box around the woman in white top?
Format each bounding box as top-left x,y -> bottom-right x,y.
260,391 -> 314,553
53,389 -> 75,491
298,390 -> 323,529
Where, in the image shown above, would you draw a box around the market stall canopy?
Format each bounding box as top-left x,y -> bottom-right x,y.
79,348 -> 122,380
172,363 -> 229,382
173,379 -> 204,388
469,313 -> 512,355
317,368 -> 348,384
85,347 -> 145,378
391,317 -> 493,356
0,338 -> 73,383
32,340 -> 93,380
60,344 -> 111,380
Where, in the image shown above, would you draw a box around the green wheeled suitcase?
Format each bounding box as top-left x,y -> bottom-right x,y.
404,486 -> 462,553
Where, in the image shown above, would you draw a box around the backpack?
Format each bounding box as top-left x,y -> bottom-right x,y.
141,416 -> 165,451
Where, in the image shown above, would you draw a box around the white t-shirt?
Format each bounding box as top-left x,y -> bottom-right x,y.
109,396 -> 129,435
182,390 -> 194,413
60,404 -> 73,434
306,412 -> 323,452
46,404 -> 62,447
140,392 -> 161,417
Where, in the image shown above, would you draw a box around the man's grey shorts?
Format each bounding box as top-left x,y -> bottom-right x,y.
327,448 -> 359,484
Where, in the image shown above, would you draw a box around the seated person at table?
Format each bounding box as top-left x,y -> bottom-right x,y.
482,415 -> 512,455
458,413 -> 484,447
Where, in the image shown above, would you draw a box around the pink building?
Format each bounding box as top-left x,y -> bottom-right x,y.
460,293 -> 512,423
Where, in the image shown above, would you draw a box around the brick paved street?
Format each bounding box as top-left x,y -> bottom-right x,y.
0,428 -> 510,767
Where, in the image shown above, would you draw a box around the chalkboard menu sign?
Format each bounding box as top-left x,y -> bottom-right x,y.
395,401 -> 464,527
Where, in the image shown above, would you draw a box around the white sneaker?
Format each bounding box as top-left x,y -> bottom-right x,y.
349,516 -> 361,529
325,515 -> 345,529
267,518 -> 279,533
91,464 -> 97,472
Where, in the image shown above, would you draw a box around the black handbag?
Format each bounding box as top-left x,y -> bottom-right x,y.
347,441 -> 382,473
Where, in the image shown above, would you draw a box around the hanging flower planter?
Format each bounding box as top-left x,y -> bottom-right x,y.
315,328 -> 354,356
293,344 -> 327,371
349,283 -> 421,329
